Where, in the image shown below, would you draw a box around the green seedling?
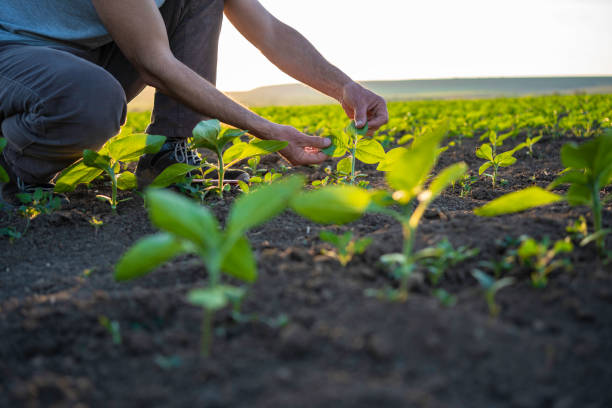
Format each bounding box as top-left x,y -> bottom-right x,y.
566,216 -> 588,242
421,238 -> 479,285
115,175 -> 304,356
294,122 -> 468,301
15,188 -> 62,235
191,119 -> 287,197
323,121 -> 386,184
476,130 -> 526,188
89,216 -> 104,236
54,128 -> 172,211
525,131 -> 542,157
319,230 -> 372,266
471,270 -> 514,317
0,138 -> 9,183
432,288 -> 457,307
0,227 -> 22,243
457,174 -> 478,197
517,236 -> 573,288
98,315 -> 122,345
475,130 -> 612,254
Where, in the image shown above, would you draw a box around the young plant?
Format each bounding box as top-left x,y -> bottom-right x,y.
15,188 -> 62,235
524,131 -> 542,157
191,119 -> 287,197
471,270 -> 514,317
293,122 -> 468,301
115,175 -> 304,356
517,236 -> 573,288
475,130 -> 526,188
54,129 -> 171,211
475,130 -> 612,254
432,288 -> 457,307
421,238 -> 479,285
319,230 -> 372,266
322,121 -> 386,184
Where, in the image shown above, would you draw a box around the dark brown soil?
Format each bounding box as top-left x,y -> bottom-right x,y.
1,134 -> 611,408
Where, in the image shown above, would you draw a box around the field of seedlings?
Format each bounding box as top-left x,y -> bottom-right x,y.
1,94 -> 611,407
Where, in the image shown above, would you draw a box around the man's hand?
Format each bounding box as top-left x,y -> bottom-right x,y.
271,125 -> 331,165
340,81 -> 389,135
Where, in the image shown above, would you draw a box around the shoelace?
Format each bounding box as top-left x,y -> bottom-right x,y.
173,140 -> 202,166
15,177 -> 54,193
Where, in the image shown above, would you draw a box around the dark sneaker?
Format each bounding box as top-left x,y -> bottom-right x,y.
135,139 -> 249,187
1,178 -> 68,210
0,153 -> 68,210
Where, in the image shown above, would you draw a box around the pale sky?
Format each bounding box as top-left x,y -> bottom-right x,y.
216,0 -> 612,92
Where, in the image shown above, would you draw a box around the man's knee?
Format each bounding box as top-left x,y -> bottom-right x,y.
44,63 -> 127,151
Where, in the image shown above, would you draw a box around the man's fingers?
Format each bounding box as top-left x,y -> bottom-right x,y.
367,104 -> 389,130
354,105 -> 368,128
300,150 -> 328,165
295,133 -> 331,149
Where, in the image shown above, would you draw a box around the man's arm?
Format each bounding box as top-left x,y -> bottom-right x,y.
224,0 -> 388,133
92,0 -> 329,165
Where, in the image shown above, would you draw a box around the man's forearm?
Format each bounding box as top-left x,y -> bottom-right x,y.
144,54 -> 276,139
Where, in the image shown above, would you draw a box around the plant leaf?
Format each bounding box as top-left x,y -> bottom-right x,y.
146,188 -> 220,249
150,163 -> 201,188
376,147 -> 408,171
475,143 -> 493,161
192,119 -> 221,152
108,133 -> 166,163
355,139 -> 386,164
83,150 -> 112,172
115,233 -> 187,281
548,170 -> 588,190
226,175 -> 304,238
291,185 -> 371,225
187,285 -> 245,311
479,162 -> 492,175
428,162 -> 468,200
566,184 -> 592,206
474,187 -> 564,216
222,139 -> 288,164
218,128 -> 248,150
221,236 -> 257,283
336,157 -> 352,174
54,161 -> 104,193
346,120 -> 369,138
322,132 -> 349,157
117,171 -> 138,191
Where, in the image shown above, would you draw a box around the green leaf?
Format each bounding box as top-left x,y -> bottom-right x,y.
0,137 -> 6,153
83,149 -> 112,172
495,152 -> 517,167
192,119 -> 221,152
187,285 -> 245,311
355,139 -> 386,164
322,132 -> 349,157
218,128 -> 248,150
553,238 -> 573,253
291,185 -> 371,225
222,139 -> 288,164
474,187 -> 564,217
115,233 -> 187,281
475,144 -> 493,161
428,162 -> 468,200
376,147 -> 408,171
108,133 -> 166,163
226,175 -> 304,238
319,230 -> 342,247
221,236 -> 257,283
548,170 -> 588,190
517,238 -> 541,259
117,171 -> 138,191
336,157 -> 352,174
54,161 -> 104,193
346,120 -> 369,138
566,184 -> 592,206
146,188 -> 220,249
479,162 -> 492,175
150,163 -> 200,188
561,139 -> 597,170
472,269 -> 495,289
353,237 -> 373,254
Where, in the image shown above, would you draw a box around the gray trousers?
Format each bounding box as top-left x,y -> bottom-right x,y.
0,0 -> 224,184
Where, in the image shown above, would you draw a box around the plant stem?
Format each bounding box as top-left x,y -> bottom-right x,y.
217,152 -> 225,198
109,167 -> 118,212
592,184 -> 604,253
201,308 -> 213,357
